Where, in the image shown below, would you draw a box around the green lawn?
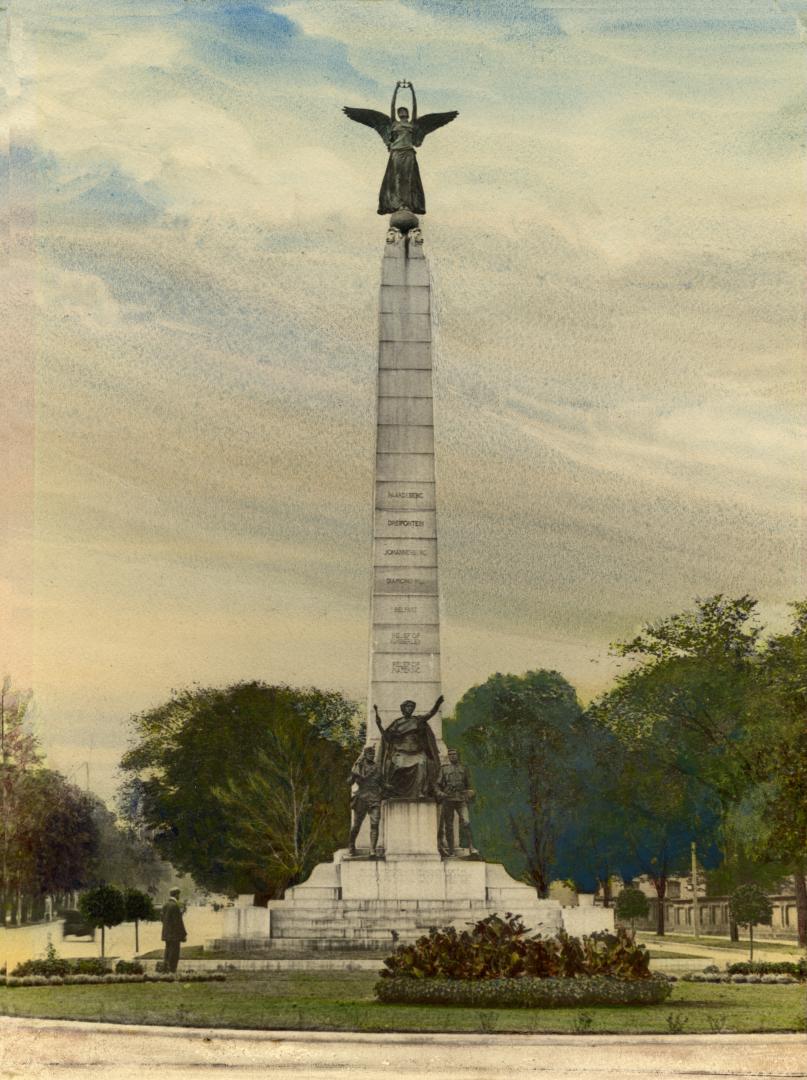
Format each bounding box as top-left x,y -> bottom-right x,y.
1,972 -> 804,1034
640,933 -> 804,956
646,950 -> 704,960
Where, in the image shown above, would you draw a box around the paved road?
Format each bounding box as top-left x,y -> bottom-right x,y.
2,1019 -> 805,1080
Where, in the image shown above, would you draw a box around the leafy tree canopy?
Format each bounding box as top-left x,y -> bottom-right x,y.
447,669 -> 588,896
119,681 -> 362,898
79,883 -> 126,929
615,887 -> 650,923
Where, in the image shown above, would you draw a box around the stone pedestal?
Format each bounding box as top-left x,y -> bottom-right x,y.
382,799 -> 439,856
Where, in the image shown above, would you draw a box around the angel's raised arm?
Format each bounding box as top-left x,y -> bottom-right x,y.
343,107 -> 392,146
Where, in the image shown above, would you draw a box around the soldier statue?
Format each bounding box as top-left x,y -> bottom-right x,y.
437,748 -> 479,858
348,744 -> 383,857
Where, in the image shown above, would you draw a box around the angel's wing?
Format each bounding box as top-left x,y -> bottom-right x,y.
412,111 -> 459,147
343,107 -> 392,145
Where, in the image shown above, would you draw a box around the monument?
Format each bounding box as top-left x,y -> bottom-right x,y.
219,84 -> 612,950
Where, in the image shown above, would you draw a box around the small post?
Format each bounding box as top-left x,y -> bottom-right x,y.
691,841 -> 700,940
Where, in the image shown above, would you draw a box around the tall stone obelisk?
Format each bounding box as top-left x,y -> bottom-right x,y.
216,90 -> 615,947
368,221 -> 444,747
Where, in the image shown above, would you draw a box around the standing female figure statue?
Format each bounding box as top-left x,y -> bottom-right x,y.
343,81 -> 458,215
374,695 -> 444,798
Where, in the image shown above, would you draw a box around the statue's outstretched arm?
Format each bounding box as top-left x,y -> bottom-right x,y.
423,694 -> 444,721
390,83 -> 399,122
410,83 -> 418,123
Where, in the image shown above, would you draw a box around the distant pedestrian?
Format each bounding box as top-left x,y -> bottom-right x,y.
161,888 -> 187,973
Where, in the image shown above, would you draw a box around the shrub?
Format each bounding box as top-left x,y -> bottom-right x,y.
375,975 -> 673,1008
115,960 -> 145,975
12,942 -> 72,978
73,958 -> 110,976
380,915 -> 651,982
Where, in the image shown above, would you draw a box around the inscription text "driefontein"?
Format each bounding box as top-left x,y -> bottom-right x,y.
387,519 -> 424,527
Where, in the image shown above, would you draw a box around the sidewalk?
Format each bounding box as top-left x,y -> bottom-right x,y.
2,1018 -> 805,1080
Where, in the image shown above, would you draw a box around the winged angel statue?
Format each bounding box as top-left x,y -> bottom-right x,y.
343,81 -> 458,215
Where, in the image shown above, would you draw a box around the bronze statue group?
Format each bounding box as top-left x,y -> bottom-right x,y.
348,696 -> 478,860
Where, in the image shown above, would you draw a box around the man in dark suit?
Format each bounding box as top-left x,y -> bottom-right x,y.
161,888 -> 187,973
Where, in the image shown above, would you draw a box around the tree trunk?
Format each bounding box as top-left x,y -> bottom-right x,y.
654,877 -> 667,936
793,868 -> 807,948
749,924 -> 754,962
730,918 -> 739,942
135,919 -> 139,954
100,925 -> 105,957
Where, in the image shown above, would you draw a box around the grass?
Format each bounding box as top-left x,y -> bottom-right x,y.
1,972 -> 804,1034
640,933 -> 805,955
646,950 -> 704,960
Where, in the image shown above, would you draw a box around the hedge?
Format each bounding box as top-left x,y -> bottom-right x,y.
683,972 -> 798,985
726,961 -> 807,979
375,975 -> 673,1008
11,957 -> 140,978
4,972 -> 226,988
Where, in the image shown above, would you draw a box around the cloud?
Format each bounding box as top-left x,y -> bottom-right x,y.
7,0 -> 803,800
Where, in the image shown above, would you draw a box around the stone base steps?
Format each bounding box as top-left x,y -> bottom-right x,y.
207,937 -> 398,953
145,958 -> 384,972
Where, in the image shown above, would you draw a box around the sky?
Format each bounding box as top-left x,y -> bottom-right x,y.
4,0 -> 805,802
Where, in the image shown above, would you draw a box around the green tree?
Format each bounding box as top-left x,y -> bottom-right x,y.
0,678 -> 39,923
591,596 -> 767,934
123,887 -> 157,953
120,681 -> 362,899
447,670 -> 586,897
742,602 -> 807,945
615,887 -> 650,934
21,770 -> 99,909
729,883 -> 773,960
90,798 -> 169,895
587,683 -> 723,936
79,884 -> 126,957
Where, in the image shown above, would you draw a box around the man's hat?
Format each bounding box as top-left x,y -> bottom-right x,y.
169,888 -> 181,898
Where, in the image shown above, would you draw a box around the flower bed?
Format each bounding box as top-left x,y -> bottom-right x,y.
375,974 -> 673,1008
374,915 -> 669,1008
380,915 -> 652,981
